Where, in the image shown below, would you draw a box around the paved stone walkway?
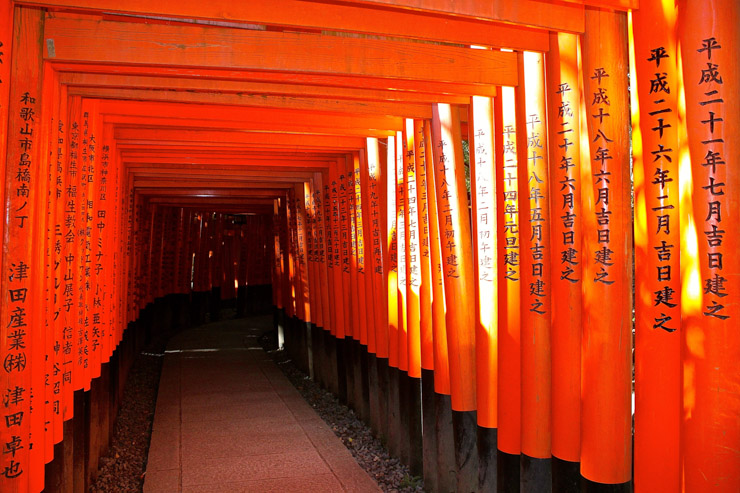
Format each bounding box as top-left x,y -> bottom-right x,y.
143,314 -> 381,492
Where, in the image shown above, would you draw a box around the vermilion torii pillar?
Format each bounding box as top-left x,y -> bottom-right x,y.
580,7 -> 633,488
431,103 -> 478,492
0,8 -> 44,491
516,50 -> 553,491
546,31 -> 583,488
679,0 -> 740,490
631,1 -> 681,490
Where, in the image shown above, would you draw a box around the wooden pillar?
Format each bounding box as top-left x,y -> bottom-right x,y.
469,93 -> 499,492
0,7 -> 44,492
678,0 -> 740,490
430,103 -> 478,492
580,7 -> 633,488
515,50 -> 552,492
630,2 -> 681,491
496,85 -> 522,490
546,31 -> 583,491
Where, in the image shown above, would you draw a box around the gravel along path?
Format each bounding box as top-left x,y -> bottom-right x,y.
260,330 -> 425,493
90,313 -> 424,492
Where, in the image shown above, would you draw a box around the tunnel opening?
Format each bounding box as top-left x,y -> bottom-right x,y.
1,1 -> 738,492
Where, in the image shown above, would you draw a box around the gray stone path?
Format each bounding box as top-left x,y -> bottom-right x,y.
143,314 -> 381,492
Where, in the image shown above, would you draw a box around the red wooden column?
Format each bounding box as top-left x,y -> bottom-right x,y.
412,122 -> 433,375
360,146 -> 379,355
546,31 -> 583,480
47,78 -> 67,445
0,7 -> 44,492
313,172 -> 332,334
423,121 -> 450,397
352,155 -> 370,346
358,152 -> 377,351
329,164 -> 347,340
469,93 -> 499,490
469,95 -> 498,431
516,51 -> 553,487
295,182 -> 311,325
496,86 -> 522,468
340,161 -> 354,341
630,2 -> 681,490
386,135 -> 399,370
396,134 -> 408,375
305,179 -> 321,329
0,0 -> 11,249
430,103 -> 478,490
365,138 -> 388,359
404,119 -> 422,379
580,7 -> 633,487
679,0 -> 740,490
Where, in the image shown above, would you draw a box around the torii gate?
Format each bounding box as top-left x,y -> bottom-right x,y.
0,1 -> 738,492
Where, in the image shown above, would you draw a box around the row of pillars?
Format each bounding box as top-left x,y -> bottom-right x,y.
0,3 -> 275,485
269,4 -> 739,492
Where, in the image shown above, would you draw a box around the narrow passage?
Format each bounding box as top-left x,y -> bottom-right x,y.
143,315 -> 381,492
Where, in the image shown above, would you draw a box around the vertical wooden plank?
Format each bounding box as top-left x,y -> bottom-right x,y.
630,2 -> 682,491
0,7 -> 44,492
516,50 -> 552,489
496,86 -> 522,463
0,0 -> 12,250
678,0 -> 740,490
396,132 -> 409,375
580,7 -> 633,486
546,31 -> 583,478
469,95 -> 498,430
404,119 -> 422,379
366,138 -> 388,359
430,104 -> 477,410
387,135 -> 399,370
423,121 -> 450,397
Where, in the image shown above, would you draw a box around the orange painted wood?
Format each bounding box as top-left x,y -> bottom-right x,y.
302,0 -> 584,33
469,95 -> 498,429
43,14 -> 518,86
0,0 -> 11,254
364,139 -> 386,356
495,86 -> 521,455
0,8 -> 44,490
396,131 -> 408,372
412,121 -> 433,372
516,51 -> 552,460
430,104 -> 476,411
60,71 -> 470,106
328,163 -> 347,339
25,0 -> 549,51
69,86 -> 431,121
580,7 -> 633,484
350,155 -> 368,344
52,61 -> 498,98
313,173 -> 332,333
630,2 -> 681,489
386,135 -> 399,369
546,31 -> 583,463
294,183 -> 311,323
102,114 -> 397,139
403,119 -> 421,378
343,158 -> 358,340
422,120 -> 450,394
678,0 -> 740,490
356,152 -> 376,348
112,128 -> 366,150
